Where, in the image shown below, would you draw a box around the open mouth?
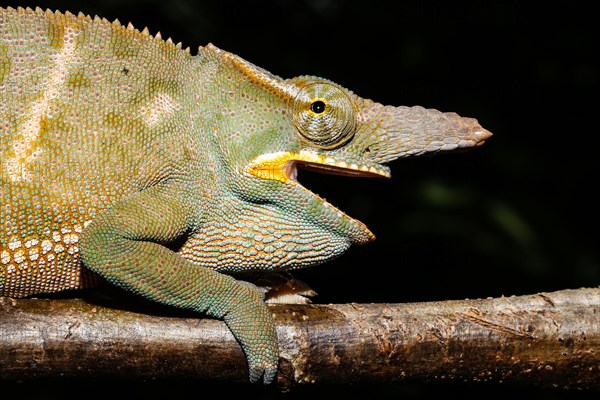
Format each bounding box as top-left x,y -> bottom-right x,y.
246,150 -> 391,183
246,150 -> 389,244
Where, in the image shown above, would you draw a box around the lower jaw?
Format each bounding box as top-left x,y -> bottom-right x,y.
288,179 -> 375,245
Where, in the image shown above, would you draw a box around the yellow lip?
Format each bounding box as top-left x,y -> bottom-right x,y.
246,150 -> 391,183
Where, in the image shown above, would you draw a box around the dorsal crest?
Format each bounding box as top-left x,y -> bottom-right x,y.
2,7 -> 191,55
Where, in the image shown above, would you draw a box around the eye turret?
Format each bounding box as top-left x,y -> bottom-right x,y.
292,82 -> 356,149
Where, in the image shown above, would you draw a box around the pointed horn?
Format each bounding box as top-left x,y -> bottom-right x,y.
358,103 -> 492,163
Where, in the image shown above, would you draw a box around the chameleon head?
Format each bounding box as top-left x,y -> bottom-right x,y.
241,78 -> 491,244
206,45 -> 492,255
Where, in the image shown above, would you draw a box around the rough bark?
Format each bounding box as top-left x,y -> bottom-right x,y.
0,287 -> 598,390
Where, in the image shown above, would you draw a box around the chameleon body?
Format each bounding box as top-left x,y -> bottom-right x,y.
0,7 -> 491,383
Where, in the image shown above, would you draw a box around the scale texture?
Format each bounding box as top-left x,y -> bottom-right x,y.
0,7 -> 491,383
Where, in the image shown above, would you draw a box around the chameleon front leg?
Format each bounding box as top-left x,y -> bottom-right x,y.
79,185 -> 278,383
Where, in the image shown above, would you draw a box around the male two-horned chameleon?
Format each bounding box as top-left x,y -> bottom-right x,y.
0,7 -> 492,383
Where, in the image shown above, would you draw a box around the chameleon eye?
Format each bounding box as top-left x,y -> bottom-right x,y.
310,100 -> 326,114
293,82 -> 356,149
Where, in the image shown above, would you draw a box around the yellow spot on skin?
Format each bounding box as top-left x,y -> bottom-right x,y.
47,19 -> 66,49
110,24 -> 140,58
67,68 -> 91,88
0,44 -> 11,83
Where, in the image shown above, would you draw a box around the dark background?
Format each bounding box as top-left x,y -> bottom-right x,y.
2,0 -> 598,398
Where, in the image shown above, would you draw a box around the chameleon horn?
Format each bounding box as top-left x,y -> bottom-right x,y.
361,104 -> 493,164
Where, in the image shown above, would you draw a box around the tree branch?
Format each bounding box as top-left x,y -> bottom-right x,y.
1,287 -> 598,390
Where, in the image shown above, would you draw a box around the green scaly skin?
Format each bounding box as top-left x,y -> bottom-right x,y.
0,7 -> 492,383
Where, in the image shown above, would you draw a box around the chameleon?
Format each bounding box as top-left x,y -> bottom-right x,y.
0,7 -> 492,383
